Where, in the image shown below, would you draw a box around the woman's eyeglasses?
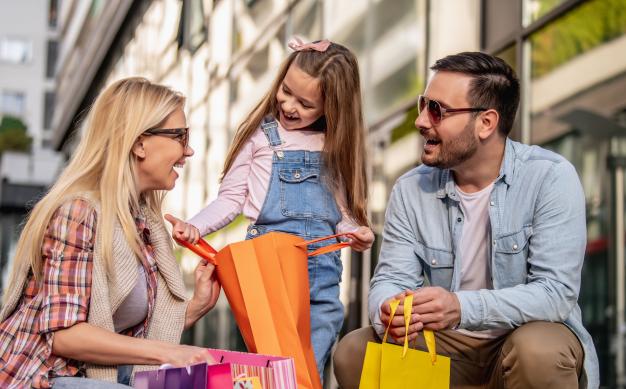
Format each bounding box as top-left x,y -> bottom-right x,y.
418,95 -> 487,125
143,127 -> 189,148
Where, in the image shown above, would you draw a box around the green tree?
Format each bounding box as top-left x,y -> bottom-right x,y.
0,115 -> 32,154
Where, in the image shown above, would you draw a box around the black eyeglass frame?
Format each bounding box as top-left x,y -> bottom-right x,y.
418,95 -> 487,125
143,127 -> 189,148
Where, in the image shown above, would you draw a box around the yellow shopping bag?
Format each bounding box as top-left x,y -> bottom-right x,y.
359,294 -> 450,389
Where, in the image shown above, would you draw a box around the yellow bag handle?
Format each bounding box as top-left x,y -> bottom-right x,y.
381,294 -> 438,364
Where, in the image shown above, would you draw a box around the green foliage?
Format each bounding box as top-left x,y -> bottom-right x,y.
0,115 -> 31,154
390,104 -> 420,144
531,0 -> 626,79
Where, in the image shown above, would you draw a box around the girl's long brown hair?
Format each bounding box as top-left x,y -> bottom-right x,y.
222,43 -> 369,226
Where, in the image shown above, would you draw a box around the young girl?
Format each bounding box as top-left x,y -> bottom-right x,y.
167,37 -> 374,377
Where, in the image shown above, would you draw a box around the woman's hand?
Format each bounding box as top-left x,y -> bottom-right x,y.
166,344 -> 216,367
185,259 -> 221,329
165,214 -> 200,244
347,226 -> 375,252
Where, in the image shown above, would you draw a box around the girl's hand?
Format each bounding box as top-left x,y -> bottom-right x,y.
185,259 -> 221,329
165,214 -> 200,243
347,226 -> 375,252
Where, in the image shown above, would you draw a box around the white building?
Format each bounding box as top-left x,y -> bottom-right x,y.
0,0 -> 63,293
0,0 -> 58,149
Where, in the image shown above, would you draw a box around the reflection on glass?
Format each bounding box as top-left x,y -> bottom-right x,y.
291,0 -> 322,40
529,1 -> 626,380
368,0 -> 425,121
494,44 -> 517,74
530,0 -> 626,79
524,0 -> 566,24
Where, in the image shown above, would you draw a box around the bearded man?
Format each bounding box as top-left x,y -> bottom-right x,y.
333,52 -> 599,389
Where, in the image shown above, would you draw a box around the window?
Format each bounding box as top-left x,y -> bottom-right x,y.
46,40 -> 58,78
48,0 -> 58,28
177,0 -> 207,54
0,37 -> 32,64
1,91 -> 26,117
43,92 -> 55,129
529,0 -> 626,79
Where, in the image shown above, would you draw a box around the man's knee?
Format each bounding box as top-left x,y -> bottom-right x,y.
333,327 -> 378,389
502,321 -> 582,383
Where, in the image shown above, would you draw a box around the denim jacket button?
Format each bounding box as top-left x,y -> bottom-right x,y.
431,259 -> 437,265
490,201 -> 495,206
512,244 -> 518,250
250,228 -> 258,236
294,172 -> 301,179
493,240 -> 497,246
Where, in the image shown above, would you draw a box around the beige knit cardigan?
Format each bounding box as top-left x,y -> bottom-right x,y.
0,195 -> 190,384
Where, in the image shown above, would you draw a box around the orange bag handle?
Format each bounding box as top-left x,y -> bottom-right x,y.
175,237 -> 218,265
295,233 -> 351,257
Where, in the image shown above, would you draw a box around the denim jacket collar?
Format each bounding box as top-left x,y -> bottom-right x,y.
436,137 -> 514,200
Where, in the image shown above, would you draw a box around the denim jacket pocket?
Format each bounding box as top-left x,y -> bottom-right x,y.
416,242 -> 454,289
494,226 -> 532,253
493,226 -> 533,285
279,168 -> 331,219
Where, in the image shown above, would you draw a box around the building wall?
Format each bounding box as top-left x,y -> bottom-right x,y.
95,4 -> 480,386
0,0 -> 55,149
49,0 -> 626,387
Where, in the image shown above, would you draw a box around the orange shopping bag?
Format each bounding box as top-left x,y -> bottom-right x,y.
177,232 -> 349,389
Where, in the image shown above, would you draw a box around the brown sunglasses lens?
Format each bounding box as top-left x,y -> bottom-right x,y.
419,96 -> 442,124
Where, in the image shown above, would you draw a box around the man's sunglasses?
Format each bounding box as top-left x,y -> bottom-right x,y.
143,127 -> 189,149
418,95 -> 487,125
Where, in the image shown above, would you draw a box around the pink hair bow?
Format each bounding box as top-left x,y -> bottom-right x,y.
288,36 -> 331,52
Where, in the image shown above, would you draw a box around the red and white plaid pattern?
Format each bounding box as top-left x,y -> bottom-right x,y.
0,199 -> 158,388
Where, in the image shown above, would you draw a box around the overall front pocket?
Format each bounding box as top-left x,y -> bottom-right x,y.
279,168 -> 334,219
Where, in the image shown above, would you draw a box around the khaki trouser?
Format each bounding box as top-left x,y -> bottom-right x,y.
333,321 -> 584,389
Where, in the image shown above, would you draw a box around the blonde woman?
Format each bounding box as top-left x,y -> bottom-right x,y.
0,78 -> 219,388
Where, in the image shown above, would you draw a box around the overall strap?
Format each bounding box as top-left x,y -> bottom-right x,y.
261,116 -> 284,148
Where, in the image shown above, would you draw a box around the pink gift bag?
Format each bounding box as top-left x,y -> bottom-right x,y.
134,349 -> 296,389
207,348 -> 297,389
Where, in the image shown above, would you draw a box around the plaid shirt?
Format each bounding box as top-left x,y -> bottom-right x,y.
0,199 -> 158,388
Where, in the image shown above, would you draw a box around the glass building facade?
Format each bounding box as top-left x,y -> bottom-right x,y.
43,0 -> 624,387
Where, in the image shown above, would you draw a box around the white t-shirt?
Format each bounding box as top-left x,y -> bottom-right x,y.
455,182 -> 509,339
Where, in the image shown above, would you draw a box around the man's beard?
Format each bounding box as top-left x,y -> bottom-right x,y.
421,120 -> 478,169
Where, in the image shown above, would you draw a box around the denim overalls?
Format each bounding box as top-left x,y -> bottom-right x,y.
245,116 -> 344,378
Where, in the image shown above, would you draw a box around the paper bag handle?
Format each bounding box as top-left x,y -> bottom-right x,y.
382,295 -> 438,364
175,237 -> 218,265
295,233 -> 351,257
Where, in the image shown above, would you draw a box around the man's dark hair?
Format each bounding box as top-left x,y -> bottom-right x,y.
431,52 -> 520,136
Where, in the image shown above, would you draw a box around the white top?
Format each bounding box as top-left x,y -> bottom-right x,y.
188,122 -> 359,236
454,182 -> 509,339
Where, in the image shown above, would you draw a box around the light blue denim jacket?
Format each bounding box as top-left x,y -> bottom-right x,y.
369,138 -> 599,388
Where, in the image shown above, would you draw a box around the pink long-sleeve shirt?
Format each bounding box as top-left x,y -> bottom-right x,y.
188,122 -> 359,236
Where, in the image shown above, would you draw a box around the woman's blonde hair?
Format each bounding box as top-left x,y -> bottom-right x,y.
5,77 -> 185,290
222,42 -> 369,226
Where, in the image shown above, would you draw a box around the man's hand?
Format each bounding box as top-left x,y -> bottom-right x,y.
165,214 -> 200,244
380,291 -> 424,343
411,286 -> 461,331
379,287 -> 461,342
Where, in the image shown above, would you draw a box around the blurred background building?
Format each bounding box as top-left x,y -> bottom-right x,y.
1,0 -> 625,387
0,0 -> 63,290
